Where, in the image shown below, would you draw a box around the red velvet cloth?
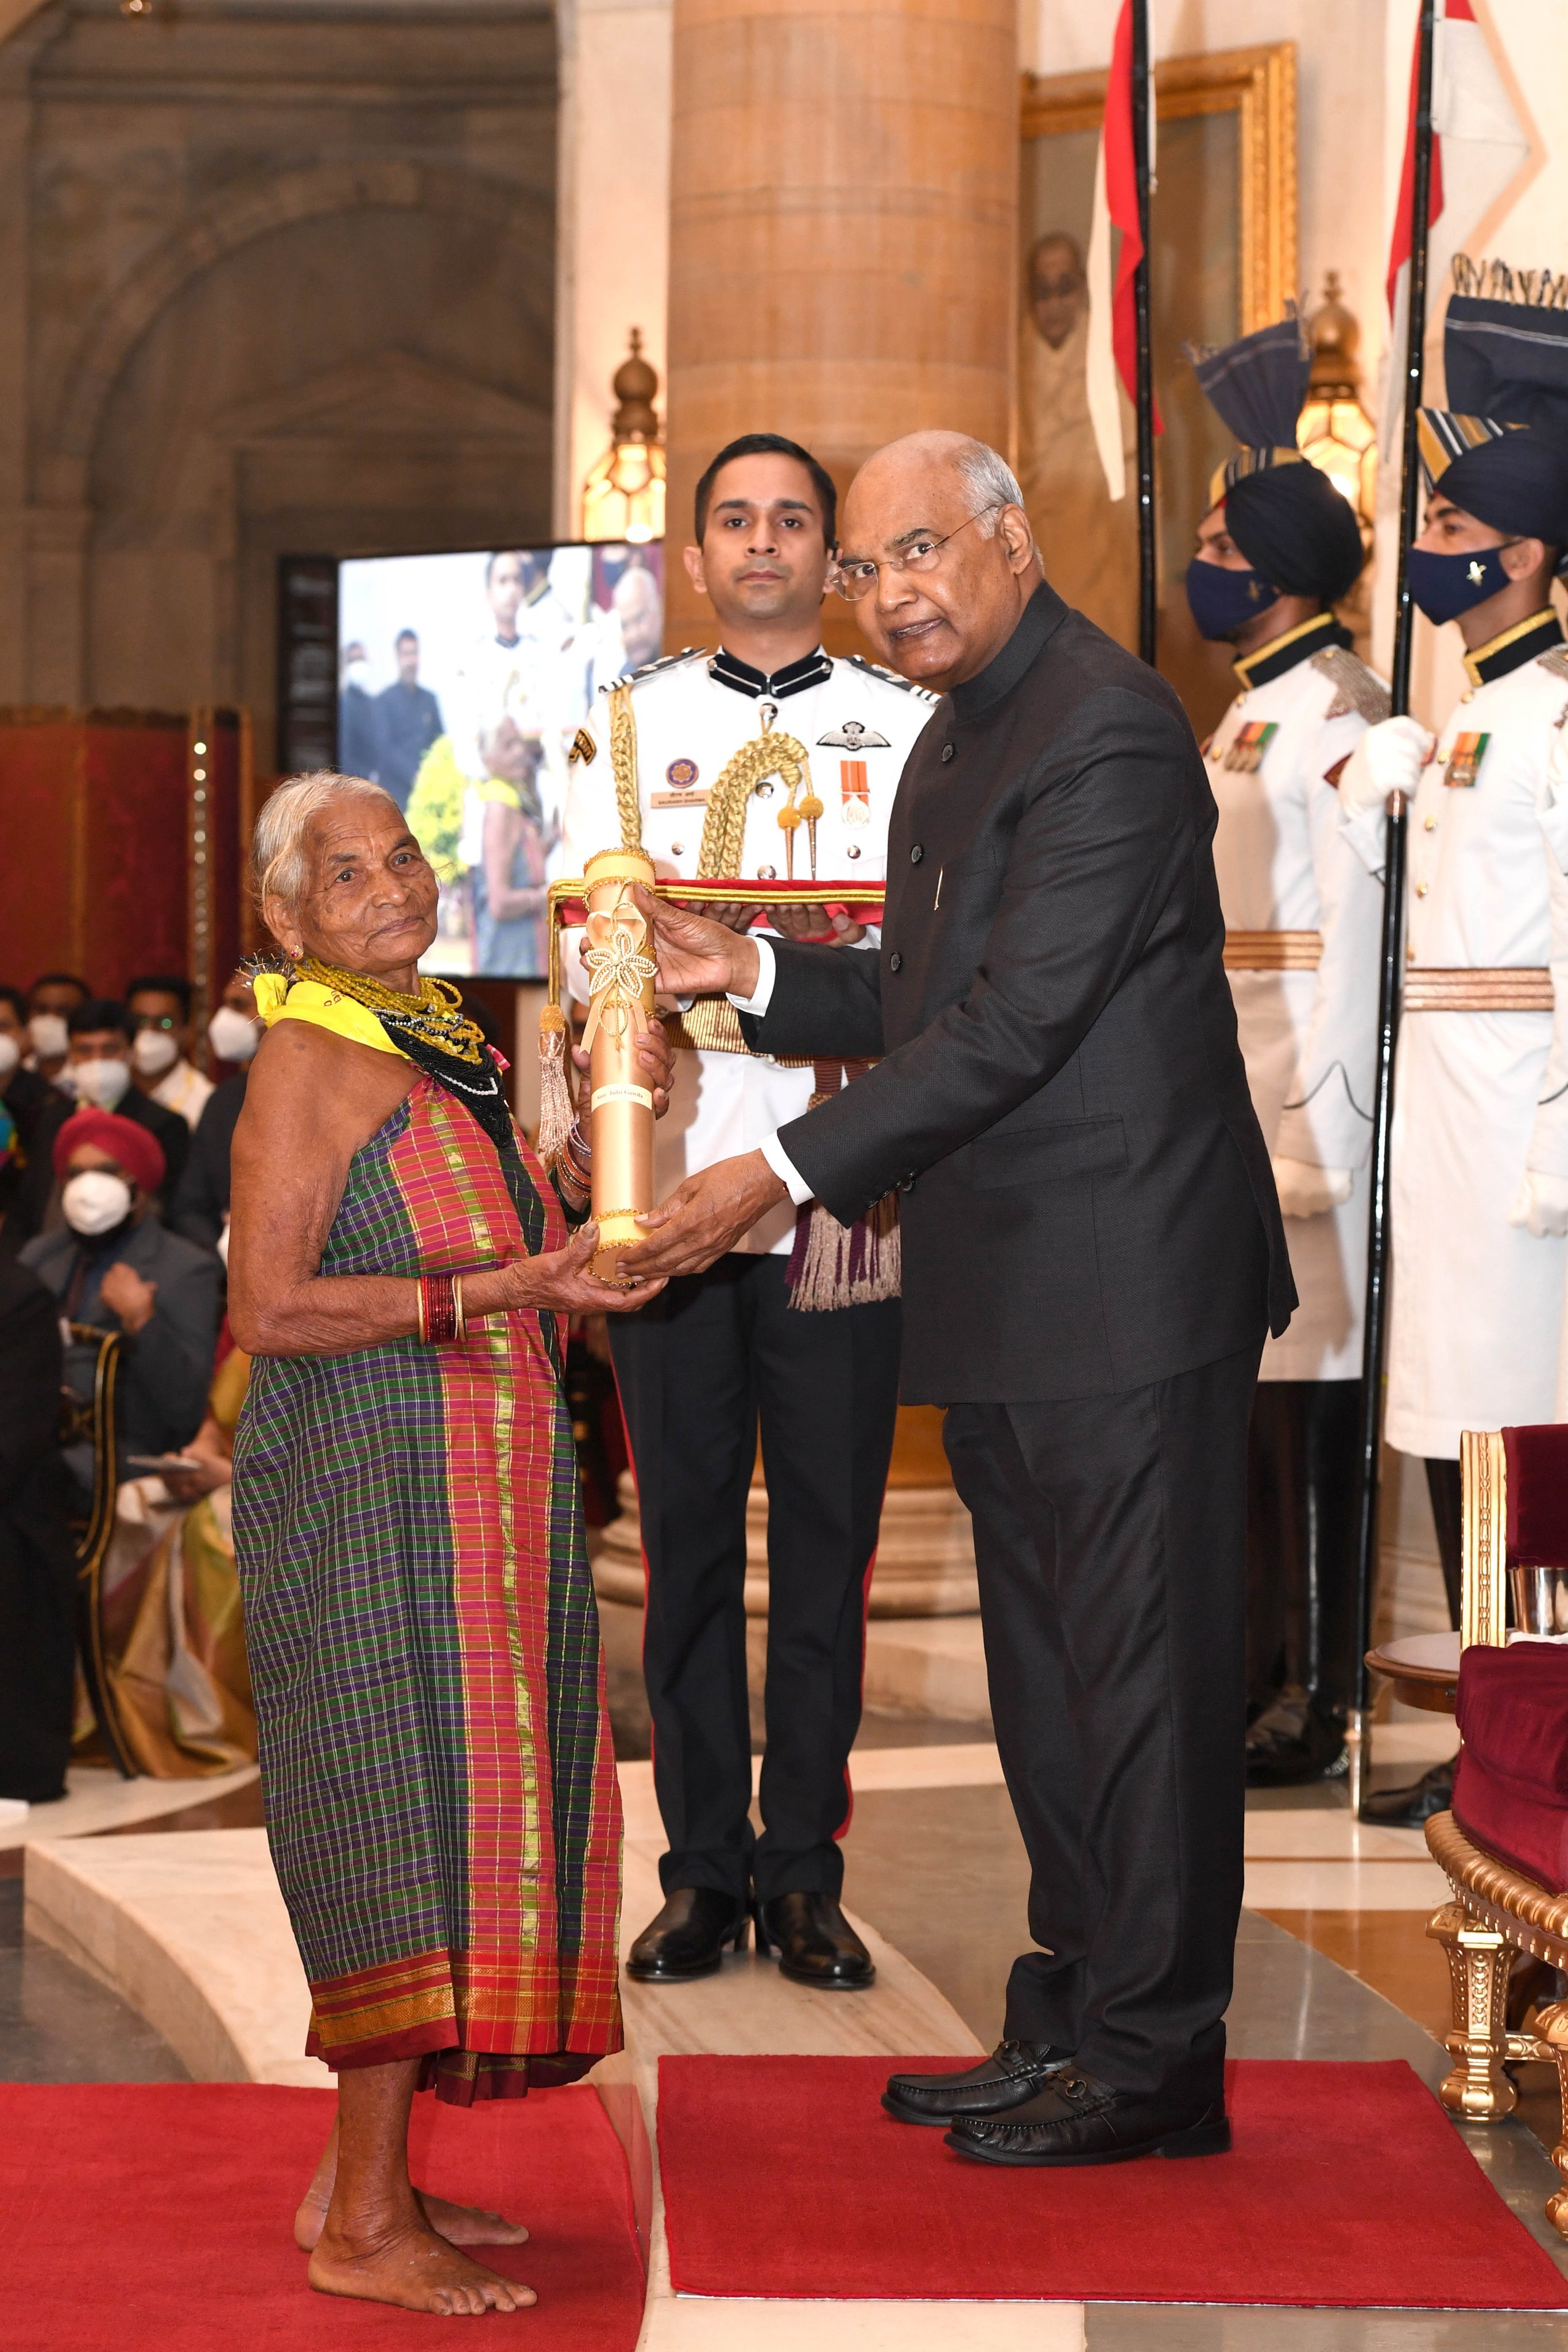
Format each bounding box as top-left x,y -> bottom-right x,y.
1453,1747 -> 1568,1893
656,2055 -> 1568,2308
1456,1638 -> 1568,1808
1505,1423 -> 1568,1569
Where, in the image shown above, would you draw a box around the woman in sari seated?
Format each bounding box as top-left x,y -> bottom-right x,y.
229,769 -> 668,2317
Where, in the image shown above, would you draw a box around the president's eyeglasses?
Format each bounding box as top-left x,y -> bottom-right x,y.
833,506 -> 1002,601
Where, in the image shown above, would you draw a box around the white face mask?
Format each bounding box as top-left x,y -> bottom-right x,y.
131,1028 -> 180,1077
216,1216 -> 231,1267
69,1057 -> 131,1110
0,1034 -> 19,1081
61,1169 -> 133,1237
208,1005 -> 261,1064
29,1012 -> 68,1061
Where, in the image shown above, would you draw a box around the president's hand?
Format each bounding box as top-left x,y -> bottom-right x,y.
615,1150 -> 788,1279
635,887 -> 761,1000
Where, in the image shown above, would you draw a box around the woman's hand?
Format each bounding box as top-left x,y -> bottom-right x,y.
572,1012 -> 674,1118
492,1225 -> 666,1316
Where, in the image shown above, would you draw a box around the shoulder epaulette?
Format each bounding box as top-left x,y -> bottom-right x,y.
844,652 -> 938,702
1311,644 -> 1391,728
1535,645 -> 1568,684
599,647 -> 708,694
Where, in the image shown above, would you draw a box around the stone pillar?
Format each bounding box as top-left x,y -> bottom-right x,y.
662,0 -> 1018,651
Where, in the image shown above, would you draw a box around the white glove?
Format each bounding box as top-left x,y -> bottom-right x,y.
1336,716 -> 1434,823
1509,1171 -> 1568,1239
1273,1156 -> 1353,1219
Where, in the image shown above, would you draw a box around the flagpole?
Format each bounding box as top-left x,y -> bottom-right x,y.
1349,0 -> 1437,1821
1130,0 -> 1157,666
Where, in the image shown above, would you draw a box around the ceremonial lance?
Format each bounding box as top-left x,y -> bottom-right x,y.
1349,0 -> 1437,1819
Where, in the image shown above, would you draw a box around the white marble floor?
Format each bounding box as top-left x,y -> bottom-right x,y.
0,1761 -> 259,1850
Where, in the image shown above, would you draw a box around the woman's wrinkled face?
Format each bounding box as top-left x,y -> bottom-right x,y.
269,794 -> 439,979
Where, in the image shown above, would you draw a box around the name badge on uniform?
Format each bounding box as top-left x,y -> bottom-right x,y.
1442,732 -> 1489,788
840,760 -> 870,825
651,754 -> 709,811
1222,720 -> 1278,773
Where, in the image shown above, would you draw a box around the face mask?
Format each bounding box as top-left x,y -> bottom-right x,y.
29,1012 -> 68,1061
1407,541 -> 1516,625
61,1169 -> 133,1237
69,1057 -> 131,1110
131,1028 -> 180,1078
0,1034 -> 18,1081
208,1004 -> 261,1063
1185,556 -> 1280,642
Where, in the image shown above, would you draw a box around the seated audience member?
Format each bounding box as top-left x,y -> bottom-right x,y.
126,974 -> 213,1132
25,971 -> 88,1084
171,977 -> 262,1250
0,1253 -> 76,1804
0,985 -> 68,1251
20,1109 -> 220,1511
59,999 -> 190,1198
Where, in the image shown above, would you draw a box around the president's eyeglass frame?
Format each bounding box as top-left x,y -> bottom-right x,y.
833,505 -> 1004,602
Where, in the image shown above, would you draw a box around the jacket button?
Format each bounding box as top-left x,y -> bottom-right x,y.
910,844 -> 924,864
889,951 -> 903,972
940,744 -> 955,763
897,1174 -> 915,1193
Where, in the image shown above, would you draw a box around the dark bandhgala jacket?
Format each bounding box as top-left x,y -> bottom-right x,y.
740,582 -> 1295,1404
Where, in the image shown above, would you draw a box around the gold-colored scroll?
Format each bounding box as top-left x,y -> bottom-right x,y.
579,845 -> 659,1280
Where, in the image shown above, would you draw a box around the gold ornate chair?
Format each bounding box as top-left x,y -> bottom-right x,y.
1424,1426 -> 1568,2238
60,1321 -> 137,1777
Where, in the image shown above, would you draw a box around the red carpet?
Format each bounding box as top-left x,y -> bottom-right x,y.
0,2082 -> 643,2352
658,2055 -> 1568,2308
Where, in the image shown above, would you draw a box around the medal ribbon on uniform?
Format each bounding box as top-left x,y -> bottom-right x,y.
1222,719 -> 1279,773
1443,731 -> 1489,788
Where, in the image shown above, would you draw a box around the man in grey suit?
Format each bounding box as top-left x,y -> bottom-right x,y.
620,431 -> 1294,2169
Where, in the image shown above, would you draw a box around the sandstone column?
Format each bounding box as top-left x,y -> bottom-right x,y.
663,0 -> 1018,650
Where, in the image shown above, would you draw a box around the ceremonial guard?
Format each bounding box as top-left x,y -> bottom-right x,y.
562,434 -> 932,1986
1337,265 -> 1568,1825
1186,320 -> 1385,1784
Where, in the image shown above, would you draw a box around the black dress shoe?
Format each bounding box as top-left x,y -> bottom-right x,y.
1360,1755 -> 1455,1829
946,2066 -> 1230,2168
882,2038 -> 1074,2126
625,1887 -> 749,1982
1245,1691 -> 1348,1788
754,1891 -> 874,1989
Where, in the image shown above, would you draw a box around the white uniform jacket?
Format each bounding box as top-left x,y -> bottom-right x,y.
1207,618 -> 1388,1382
1340,617 -> 1568,1456
562,647 -> 935,1252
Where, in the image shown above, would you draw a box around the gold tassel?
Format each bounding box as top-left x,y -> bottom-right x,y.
536,1001 -> 575,1170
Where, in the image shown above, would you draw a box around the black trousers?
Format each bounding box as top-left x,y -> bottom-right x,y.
608,1251 -> 902,1905
1245,1380 -> 1361,1719
943,1342 -> 1262,2105
1426,1456 -> 1464,1630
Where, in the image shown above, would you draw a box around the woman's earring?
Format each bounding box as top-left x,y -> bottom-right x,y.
289,944 -> 304,962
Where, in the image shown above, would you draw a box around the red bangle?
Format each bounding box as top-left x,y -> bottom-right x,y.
420,1271 -> 459,1346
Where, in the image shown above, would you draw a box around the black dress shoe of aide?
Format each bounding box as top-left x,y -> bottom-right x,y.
755,1891 -> 875,1989
625,1887 -> 749,1982
946,2067 -> 1230,2168
882,2038 -> 1074,2127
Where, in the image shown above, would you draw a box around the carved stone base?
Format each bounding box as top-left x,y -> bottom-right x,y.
593,1468 -> 980,1617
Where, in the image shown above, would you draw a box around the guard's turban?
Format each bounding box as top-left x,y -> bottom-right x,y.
1418,268 -> 1568,559
52,1107 -> 166,1196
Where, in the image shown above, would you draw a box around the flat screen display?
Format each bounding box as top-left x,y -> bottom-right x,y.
336,543 -> 665,980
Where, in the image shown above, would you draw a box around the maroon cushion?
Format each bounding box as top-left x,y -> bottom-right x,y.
1455,1640 -> 1568,1805
1504,1423 -> 1568,1570
1453,1748 -> 1568,1894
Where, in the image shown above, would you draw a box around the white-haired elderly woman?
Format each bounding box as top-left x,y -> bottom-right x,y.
227,770 -> 669,2316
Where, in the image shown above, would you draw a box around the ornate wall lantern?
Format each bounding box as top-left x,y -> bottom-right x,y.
582,329 -> 667,545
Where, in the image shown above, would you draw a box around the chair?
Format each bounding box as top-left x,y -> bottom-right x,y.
60,1321 -> 137,1778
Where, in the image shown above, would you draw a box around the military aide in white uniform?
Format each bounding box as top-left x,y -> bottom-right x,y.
1336,270 -> 1568,1828
1184,318 -> 1386,1786
562,434 -> 933,1992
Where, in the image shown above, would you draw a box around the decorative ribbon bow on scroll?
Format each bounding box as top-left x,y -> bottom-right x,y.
580,884 -> 657,1053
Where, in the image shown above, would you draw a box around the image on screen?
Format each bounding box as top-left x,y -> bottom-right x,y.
337,542 -> 665,980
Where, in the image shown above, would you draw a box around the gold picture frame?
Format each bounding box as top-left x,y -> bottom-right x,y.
1021,44 -> 1298,335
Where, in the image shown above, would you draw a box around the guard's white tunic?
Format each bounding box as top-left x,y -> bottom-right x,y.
1207,628 -> 1387,1381
1341,628 -> 1568,1457
562,649 -> 934,1253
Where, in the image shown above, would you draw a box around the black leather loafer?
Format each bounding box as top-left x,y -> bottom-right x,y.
1245,1694 -> 1349,1788
1360,1757 -> 1455,1829
946,2066 -> 1230,2168
754,1891 -> 874,1989
882,2038 -> 1074,2126
625,1886 -> 749,1982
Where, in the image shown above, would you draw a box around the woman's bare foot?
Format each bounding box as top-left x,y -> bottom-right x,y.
296,2123 -> 528,2251
308,2215 -> 535,2315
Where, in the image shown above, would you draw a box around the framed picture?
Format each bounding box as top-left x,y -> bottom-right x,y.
1020,44 -> 1298,733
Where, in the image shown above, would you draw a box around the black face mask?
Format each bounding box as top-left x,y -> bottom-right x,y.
1185,556 -> 1280,641
1406,540 -> 1519,625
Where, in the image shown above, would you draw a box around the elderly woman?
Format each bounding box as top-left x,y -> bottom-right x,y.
228,770 -> 668,2318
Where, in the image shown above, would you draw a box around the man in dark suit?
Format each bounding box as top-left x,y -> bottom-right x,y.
621,430 -> 1294,2167
374,629 -> 444,811
0,1255 -> 76,1802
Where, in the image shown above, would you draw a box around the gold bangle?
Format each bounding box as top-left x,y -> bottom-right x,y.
415,1275 -> 427,1345
453,1274 -> 466,1344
